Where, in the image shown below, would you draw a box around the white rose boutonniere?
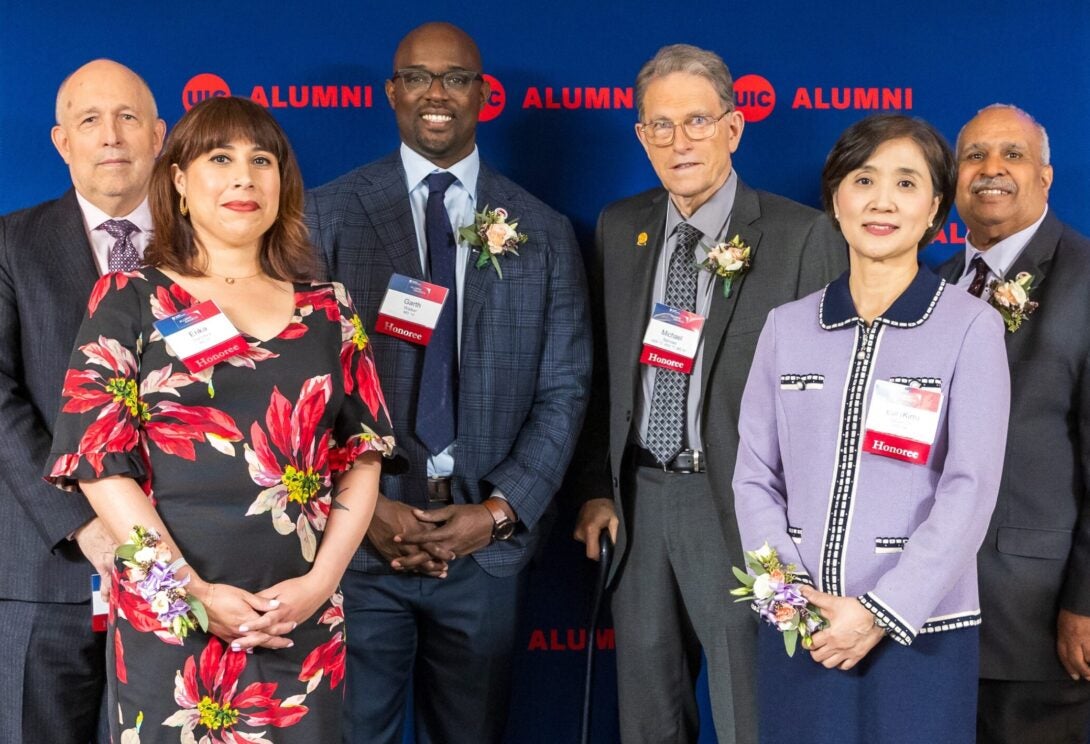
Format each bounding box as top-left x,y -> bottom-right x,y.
987,271 -> 1039,332
458,205 -> 528,279
698,234 -> 752,298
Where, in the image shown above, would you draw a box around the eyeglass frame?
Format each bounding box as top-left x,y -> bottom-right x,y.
637,110 -> 734,147
390,68 -> 485,94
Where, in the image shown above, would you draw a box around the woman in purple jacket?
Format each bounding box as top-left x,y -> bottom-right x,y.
733,115 -> 1010,743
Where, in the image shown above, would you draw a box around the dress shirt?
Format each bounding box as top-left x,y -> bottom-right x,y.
400,144 -> 479,480
635,169 -> 738,452
957,207 -> 1048,298
74,192 -> 153,275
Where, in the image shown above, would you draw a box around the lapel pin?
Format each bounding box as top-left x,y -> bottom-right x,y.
636,231 -> 648,247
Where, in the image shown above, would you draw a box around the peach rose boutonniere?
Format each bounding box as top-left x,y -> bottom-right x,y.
458,206 -> 528,279
987,272 -> 1039,332
698,234 -> 752,298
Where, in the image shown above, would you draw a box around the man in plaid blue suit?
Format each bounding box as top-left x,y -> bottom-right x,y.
306,22 -> 591,744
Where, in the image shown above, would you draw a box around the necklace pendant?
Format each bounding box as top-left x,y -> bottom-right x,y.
225,277 -> 235,284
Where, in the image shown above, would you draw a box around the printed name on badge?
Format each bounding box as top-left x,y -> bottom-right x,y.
153,300 -> 248,373
639,302 -> 706,374
375,274 -> 449,346
862,379 -> 943,465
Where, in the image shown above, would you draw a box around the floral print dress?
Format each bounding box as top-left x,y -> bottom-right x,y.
46,268 -> 396,743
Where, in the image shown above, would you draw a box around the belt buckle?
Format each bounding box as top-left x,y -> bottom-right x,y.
427,477 -> 452,503
669,449 -> 703,474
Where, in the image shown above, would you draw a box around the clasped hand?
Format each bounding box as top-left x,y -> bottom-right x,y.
801,587 -> 886,671
367,496 -> 496,578
191,574 -> 331,652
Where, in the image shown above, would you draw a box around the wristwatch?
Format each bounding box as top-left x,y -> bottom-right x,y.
484,499 -> 516,542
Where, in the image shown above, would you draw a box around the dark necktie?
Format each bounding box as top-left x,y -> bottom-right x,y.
415,172 -> 459,455
645,222 -> 701,463
967,255 -> 990,297
100,219 -> 141,273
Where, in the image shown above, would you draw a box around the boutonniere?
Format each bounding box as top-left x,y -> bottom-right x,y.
987,271 -> 1039,332
697,234 -> 752,298
458,205 -> 528,279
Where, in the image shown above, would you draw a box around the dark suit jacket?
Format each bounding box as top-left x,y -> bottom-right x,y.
0,189 -> 100,602
306,153 -> 592,578
573,179 -> 847,583
939,210 -> 1090,680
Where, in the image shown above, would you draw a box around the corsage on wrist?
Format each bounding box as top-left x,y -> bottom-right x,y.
116,525 -> 208,640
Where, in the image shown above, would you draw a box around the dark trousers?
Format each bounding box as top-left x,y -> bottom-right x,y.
611,466 -> 758,744
341,557 -> 526,744
977,678 -> 1090,744
0,598 -> 106,744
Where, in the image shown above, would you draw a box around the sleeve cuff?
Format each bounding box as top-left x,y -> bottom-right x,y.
858,592 -> 916,646
45,450 -> 148,492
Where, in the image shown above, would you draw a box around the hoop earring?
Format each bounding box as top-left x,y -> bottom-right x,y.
179,194 -> 189,217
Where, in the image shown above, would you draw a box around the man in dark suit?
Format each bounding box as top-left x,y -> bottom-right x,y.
306,22 -> 591,744
937,104 -> 1090,744
572,44 -> 845,743
0,59 -> 165,743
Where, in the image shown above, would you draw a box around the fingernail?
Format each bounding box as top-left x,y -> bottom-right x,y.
291,622 -> 298,630
231,642 -> 241,652
287,640 -> 294,648
239,625 -> 249,632
245,648 -> 253,655
1074,674 -> 1082,681
268,599 -> 280,608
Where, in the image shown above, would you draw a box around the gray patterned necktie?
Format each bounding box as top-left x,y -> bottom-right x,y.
645,222 -> 701,463
100,219 -> 141,273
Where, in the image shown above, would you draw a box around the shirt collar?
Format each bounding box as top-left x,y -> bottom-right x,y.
664,169 -> 738,249
74,191 -> 153,235
963,205 -> 1048,278
819,264 -> 946,330
400,143 -> 480,203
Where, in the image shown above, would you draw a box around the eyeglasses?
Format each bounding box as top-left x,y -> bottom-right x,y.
639,111 -> 732,147
391,69 -> 484,94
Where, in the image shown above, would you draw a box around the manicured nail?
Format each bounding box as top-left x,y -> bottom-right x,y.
231,642 -> 241,652
287,640 -> 294,648
268,599 -> 280,608
245,648 -> 253,655
239,625 -> 249,632
291,622 -> 298,630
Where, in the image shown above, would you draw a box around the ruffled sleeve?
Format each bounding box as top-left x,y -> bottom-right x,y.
44,272 -> 149,490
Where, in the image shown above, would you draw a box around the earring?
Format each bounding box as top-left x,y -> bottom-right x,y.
928,220 -> 934,228
179,194 -> 189,217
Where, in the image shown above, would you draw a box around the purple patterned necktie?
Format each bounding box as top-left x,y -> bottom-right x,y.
100,219 -> 141,273
966,255 -> 990,298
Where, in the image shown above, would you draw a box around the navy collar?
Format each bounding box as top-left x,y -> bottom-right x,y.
819,264 -> 946,330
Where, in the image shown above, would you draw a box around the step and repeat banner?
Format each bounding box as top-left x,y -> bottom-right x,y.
3,2 -> 1088,742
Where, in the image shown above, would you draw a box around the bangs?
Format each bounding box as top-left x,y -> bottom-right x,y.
170,96 -> 288,168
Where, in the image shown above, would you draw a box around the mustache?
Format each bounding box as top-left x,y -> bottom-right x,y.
971,176 -> 1017,193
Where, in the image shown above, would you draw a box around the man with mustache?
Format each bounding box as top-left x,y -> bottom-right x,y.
0,59 -> 165,742
306,22 -> 591,744
939,104 -> 1090,744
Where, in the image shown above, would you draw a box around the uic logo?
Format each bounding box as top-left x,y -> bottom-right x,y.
734,74 -> 775,123
182,73 -> 231,111
480,74 -> 505,122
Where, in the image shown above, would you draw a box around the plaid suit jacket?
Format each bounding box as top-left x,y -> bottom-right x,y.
306,153 -> 592,576
0,190 -> 100,602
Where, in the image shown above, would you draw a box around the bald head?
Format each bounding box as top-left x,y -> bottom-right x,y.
393,22 -> 482,72
51,59 -> 166,217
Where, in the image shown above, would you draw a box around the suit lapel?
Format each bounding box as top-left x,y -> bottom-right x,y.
356,155 -> 423,280
461,165 -> 504,334
698,181 -> 762,404
937,250 -> 965,283
1001,211 -> 1060,359
49,190 -> 99,288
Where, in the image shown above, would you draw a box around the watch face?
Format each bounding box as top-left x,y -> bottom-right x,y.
493,519 -> 516,541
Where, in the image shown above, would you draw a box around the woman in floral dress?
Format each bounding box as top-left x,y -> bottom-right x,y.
46,96 -> 398,743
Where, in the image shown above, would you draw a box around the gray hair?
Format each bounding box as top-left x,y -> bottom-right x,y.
956,103 -> 1050,165
55,59 -> 159,124
635,44 -> 734,120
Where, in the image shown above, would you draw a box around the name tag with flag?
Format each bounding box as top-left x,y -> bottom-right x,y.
91,574 -> 107,632
862,380 -> 943,465
153,300 -> 247,373
375,273 -> 449,346
639,302 -> 705,374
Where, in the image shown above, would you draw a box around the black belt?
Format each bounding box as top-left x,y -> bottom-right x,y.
427,477 -> 452,503
633,447 -> 707,474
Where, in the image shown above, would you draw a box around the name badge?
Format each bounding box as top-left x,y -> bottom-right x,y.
375,273 -> 449,346
153,300 -> 248,373
639,302 -> 705,374
91,574 -> 107,632
862,380 -> 943,465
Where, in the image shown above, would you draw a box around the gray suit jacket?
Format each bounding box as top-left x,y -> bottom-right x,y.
0,189 -> 99,603
306,153 -> 592,578
939,210 -> 1090,680
573,179 -> 847,583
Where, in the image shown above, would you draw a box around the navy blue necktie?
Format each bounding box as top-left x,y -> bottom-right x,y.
415,172 -> 459,455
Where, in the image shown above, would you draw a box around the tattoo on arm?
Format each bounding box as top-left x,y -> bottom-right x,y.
331,487 -> 350,512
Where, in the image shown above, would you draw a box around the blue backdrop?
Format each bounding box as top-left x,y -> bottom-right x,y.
3,2 -> 1088,741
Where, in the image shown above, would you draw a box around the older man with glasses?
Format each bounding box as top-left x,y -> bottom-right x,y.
572,43 -> 845,743
307,21 -> 591,744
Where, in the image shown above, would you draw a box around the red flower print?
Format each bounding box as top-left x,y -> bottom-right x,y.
298,592 -> 345,692
163,637 -> 308,743
87,271 -> 144,318
244,376 -> 334,561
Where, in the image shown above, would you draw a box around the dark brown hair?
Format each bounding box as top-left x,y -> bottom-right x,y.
821,114 -> 956,249
145,96 -> 315,280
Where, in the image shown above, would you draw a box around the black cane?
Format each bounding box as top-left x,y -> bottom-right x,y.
580,530 -> 614,744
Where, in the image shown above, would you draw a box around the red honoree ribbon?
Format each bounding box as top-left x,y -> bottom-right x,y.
640,345 -> 695,374
862,430 -> 931,464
